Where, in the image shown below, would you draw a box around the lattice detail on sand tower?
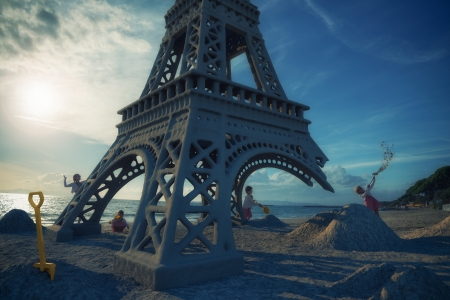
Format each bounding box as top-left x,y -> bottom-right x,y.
133,138 -> 226,258
141,0 -> 285,98
48,0 -> 333,291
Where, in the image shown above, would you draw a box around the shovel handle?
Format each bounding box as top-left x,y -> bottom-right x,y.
28,192 -> 44,209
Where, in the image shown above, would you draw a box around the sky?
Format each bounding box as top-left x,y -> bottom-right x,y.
1,0 -> 449,206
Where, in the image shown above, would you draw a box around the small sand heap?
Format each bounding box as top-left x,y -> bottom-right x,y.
248,214 -> 288,228
331,263 -> 396,298
287,204 -> 402,251
331,263 -> 450,300
0,209 -> 36,233
403,215 -> 450,239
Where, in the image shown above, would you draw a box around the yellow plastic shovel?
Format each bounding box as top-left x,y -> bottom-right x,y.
262,206 -> 270,214
28,192 -> 56,280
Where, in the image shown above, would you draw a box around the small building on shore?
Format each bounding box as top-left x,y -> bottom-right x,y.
442,199 -> 450,211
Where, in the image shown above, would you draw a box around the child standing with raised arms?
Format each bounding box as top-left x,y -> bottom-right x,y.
354,175 -> 381,216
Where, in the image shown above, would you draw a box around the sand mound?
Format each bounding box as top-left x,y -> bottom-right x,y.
287,204 -> 402,251
286,210 -> 338,240
0,209 -> 36,233
403,215 -> 450,239
331,263 -> 396,298
370,265 -> 450,300
248,214 -> 288,228
331,263 -> 450,300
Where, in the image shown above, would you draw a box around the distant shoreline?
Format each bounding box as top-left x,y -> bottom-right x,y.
262,205 -> 342,208
302,205 -> 343,208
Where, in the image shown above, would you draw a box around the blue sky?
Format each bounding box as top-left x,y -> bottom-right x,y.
0,0 -> 449,205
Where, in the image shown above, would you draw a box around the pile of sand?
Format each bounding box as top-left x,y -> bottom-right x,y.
0,209 -> 36,234
331,263 -> 450,299
403,216 -> 450,239
248,214 -> 288,228
287,204 -> 402,251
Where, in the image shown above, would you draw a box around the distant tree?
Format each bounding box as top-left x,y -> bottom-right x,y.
406,178 -> 433,204
389,166 -> 450,207
428,166 -> 450,196
435,187 -> 450,201
443,187 -> 450,199
406,178 -> 425,195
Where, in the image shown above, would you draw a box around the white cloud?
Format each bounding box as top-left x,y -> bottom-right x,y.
290,70 -> 336,97
0,0 -> 153,73
0,0 -> 168,144
269,171 -> 300,186
257,0 -> 283,12
304,0 -> 337,32
37,172 -> 73,196
342,161 -> 383,170
324,165 -> 366,187
38,172 -> 64,185
247,169 -> 303,188
0,162 -> 39,190
246,169 -> 271,186
243,166 -> 370,201
14,116 -> 53,124
392,152 -> 450,164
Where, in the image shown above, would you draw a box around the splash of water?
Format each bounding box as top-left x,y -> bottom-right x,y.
373,141 -> 394,175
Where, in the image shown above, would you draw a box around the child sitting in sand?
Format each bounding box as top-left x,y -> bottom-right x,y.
354,175 -> 381,216
109,210 -> 129,233
242,186 -> 264,220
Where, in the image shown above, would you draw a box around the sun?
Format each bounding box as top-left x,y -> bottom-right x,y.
17,80 -> 60,119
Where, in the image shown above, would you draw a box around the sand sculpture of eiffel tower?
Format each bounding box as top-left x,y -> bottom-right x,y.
48,0 -> 334,290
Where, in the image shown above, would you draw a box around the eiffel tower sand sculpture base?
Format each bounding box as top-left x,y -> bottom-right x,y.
47,0 -> 333,290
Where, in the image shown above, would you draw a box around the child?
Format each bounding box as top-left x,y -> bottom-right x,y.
242,186 -> 263,220
109,210 -> 129,233
63,174 -> 83,194
354,175 -> 381,216
63,174 -> 84,223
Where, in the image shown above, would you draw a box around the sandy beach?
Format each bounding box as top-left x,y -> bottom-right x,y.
1,205 -> 450,299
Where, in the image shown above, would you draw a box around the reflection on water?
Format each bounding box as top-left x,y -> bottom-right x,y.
0,193 -> 203,226
0,193 -> 142,225
1,193 -> 337,226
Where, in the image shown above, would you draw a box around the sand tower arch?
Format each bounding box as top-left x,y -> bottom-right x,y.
226,135 -> 334,224
49,144 -> 157,239
48,0 -> 334,290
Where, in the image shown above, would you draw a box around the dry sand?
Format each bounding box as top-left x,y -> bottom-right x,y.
1,204 -> 450,300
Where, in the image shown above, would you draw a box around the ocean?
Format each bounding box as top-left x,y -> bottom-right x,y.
0,193 -> 339,226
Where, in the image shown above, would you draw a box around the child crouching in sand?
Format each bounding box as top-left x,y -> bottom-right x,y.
354,175 -> 381,216
109,210 -> 129,233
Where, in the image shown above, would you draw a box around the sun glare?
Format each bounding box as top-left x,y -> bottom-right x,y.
17,81 -> 60,119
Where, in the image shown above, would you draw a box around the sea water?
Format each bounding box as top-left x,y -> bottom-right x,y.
0,193 -> 339,226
